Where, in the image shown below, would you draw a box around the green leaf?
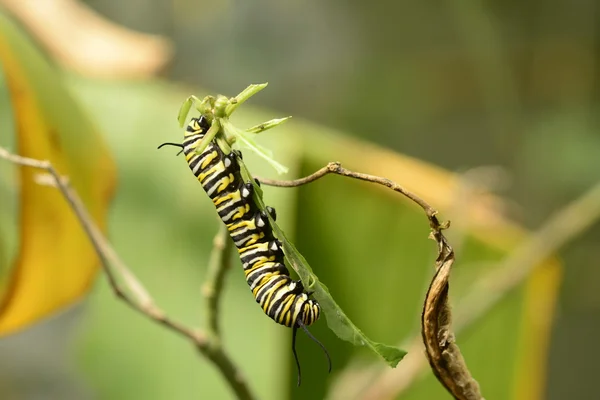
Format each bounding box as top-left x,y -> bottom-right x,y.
236,154 -> 406,367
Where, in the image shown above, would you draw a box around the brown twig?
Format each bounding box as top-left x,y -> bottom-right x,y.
257,162 -> 480,399
256,161 -> 436,218
0,146 -> 255,400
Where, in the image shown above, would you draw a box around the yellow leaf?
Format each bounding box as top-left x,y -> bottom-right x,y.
0,11 -> 116,336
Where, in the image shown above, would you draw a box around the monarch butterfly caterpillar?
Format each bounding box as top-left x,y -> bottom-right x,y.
159,115 -> 331,385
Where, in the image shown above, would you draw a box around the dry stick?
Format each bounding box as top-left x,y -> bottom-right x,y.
257,161 -> 482,399
257,162 -> 436,217
0,146 -> 255,400
202,223 -> 233,339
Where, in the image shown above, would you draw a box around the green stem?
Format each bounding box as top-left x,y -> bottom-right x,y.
203,223 -> 233,339
194,119 -> 221,155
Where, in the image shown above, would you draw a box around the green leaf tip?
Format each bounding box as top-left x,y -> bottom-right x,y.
247,116 -> 292,134
373,343 -> 406,367
177,95 -> 208,127
177,96 -> 194,127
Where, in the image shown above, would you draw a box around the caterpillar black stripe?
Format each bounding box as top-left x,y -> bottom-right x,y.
159,115 -> 331,385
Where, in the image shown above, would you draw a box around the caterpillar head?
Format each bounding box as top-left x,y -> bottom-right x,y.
184,115 -> 211,137
158,115 -> 211,155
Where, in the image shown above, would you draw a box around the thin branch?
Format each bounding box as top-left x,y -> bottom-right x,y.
256,161 -> 436,219
0,146 -> 255,400
258,162 -> 479,399
202,223 -> 233,339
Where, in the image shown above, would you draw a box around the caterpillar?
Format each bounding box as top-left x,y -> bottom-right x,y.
159,115 -> 331,385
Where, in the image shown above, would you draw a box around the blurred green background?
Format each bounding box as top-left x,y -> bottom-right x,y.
1,1 -> 598,399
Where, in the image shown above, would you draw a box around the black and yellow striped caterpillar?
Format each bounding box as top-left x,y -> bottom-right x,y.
159,115 -> 331,385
